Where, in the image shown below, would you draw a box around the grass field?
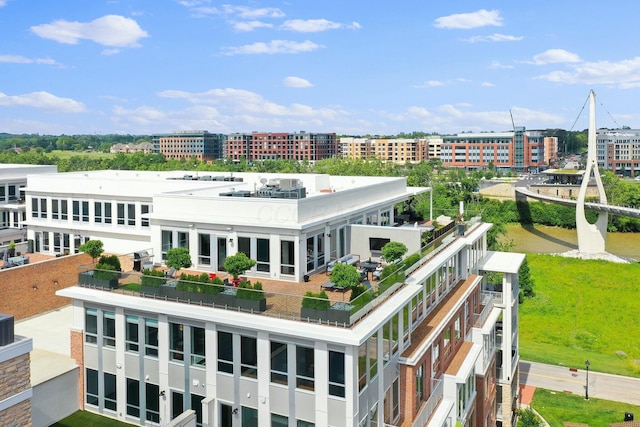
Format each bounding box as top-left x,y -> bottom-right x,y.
49,150 -> 115,160
51,410 -> 134,427
531,387 -> 640,426
521,254 -> 640,377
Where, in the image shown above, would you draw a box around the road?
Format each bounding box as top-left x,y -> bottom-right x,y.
519,360 -> 640,405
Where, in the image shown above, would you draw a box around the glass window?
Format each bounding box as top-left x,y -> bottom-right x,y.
117,203 -> 125,225
85,308 -> 97,344
61,200 -> 68,220
178,231 -> 189,248
94,201 -> 102,223
368,333 -> 378,380
31,198 -> 39,218
126,378 -> 140,417
104,372 -> 117,411
40,198 -> 47,218
256,238 -> 270,272
281,241 -> 295,275
272,414 -> 288,427
218,331 -> 233,374
191,393 -> 205,427
128,203 -> 135,225
170,323 -> 184,362
146,383 -> 160,423
103,202 -> 111,224
82,201 -> 89,222
103,311 -> 116,348
297,421 -> 315,427
329,350 -> 345,397
238,236 -> 250,258
198,233 -> 211,265
296,346 -> 314,391
141,204 -> 150,227
86,368 -> 99,406
270,341 -> 287,385
241,336 -> 257,378
145,318 -> 158,357
172,391 -> 184,420
126,315 -> 139,353
73,200 -> 80,221
242,407 -> 258,427
191,326 -> 206,367
162,230 -> 173,260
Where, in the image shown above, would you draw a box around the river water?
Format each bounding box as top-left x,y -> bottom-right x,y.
501,224 -> 640,261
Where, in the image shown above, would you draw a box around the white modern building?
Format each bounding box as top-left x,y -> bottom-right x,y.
26,171 -> 427,282
0,164 -> 56,248
57,218 -> 522,427
596,128 -> 640,177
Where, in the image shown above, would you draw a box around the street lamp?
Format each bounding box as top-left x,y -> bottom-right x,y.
585,360 -> 590,400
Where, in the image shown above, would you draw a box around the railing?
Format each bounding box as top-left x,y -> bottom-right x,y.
474,292 -> 498,327
411,378 -> 443,427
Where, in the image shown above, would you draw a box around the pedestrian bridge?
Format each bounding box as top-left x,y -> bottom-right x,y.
515,187 -> 640,219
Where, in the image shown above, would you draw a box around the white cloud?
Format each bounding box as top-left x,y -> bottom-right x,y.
533,49 -> 581,65
463,33 -> 523,43
0,54 -> 57,65
223,5 -> 285,19
434,9 -> 502,30
283,76 -> 313,88
537,56 -> 640,88
481,82 -> 495,87
0,91 -> 86,112
233,20 -> 273,32
101,48 -> 120,56
279,19 -> 361,32
222,40 -> 323,55
489,60 -> 514,69
31,15 -> 148,47
414,80 -> 445,88
0,0 -> 6,7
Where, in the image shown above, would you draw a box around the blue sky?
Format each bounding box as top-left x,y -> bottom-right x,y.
1,1 -> 639,136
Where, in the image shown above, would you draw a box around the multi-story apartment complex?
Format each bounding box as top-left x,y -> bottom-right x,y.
58,217 -> 521,427
340,137 -> 439,164
1,164 -> 57,247
152,131 -> 226,162
226,132 -> 338,162
440,128 -> 556,173
596,128 -> 640,177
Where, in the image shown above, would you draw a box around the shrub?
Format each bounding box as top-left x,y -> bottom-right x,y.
381,241 -> 408,264
140,269 -> 166,287
402,253 -> 421,269
223,253 -> 256,280
176,273 -> 222,295
93,262 -> 119,281
166,247 -> 192,270
98,254 -> 121,271
302,291 -> 330,310
78,240 -> 104,262
236,281 -> 265,301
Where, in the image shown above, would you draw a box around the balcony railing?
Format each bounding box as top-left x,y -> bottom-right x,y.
411,378 -> 443,427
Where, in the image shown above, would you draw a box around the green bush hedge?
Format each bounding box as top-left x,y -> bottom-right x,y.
98,254 -> 121,271
302,291 -> 330,310
140,269 -> 166,287
93,262 -> 119,280
176,273 -> 223,295
236,281 -> 264,300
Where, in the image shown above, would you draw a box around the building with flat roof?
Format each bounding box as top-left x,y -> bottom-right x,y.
0,314 -> 33,427
340,137 -> 436,164
152,131 -> 226,162
1,164 -> 57,248
25,170 -> 427,283
226,132 -> 338,163
441,129 -> 555,174
57,220 -> 522,427
596,128 -> 640,177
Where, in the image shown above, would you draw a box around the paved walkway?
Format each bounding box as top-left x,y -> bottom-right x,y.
519,360 -> 640,406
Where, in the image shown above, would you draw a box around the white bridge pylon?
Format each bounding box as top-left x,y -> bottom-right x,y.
576,90 -> 608,253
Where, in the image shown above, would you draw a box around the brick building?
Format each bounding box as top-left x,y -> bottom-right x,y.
152,131 -> 226,162
226,131 -> 338,162
0,314 -> 33,427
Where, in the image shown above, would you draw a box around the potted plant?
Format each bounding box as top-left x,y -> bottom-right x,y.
223,253 -> 256,283
79,262 -> 119,289
235,281 -> 266,312
78,240 -> 104,263
174,273 -> 223,304
7,241 -> 15,258
301,290 -> 331,321
166,247 -> 192,272
140,269 -> 167,295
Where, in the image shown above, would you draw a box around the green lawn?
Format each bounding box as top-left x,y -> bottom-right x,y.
521,254 -> 640,377
51,411 -> 135,427
49,150 -> 115,160
531,387 -> 640,426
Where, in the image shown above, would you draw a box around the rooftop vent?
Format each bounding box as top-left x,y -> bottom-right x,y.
0,313 -> 15,347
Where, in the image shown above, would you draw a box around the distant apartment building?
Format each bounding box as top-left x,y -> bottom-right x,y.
226,132 -> 338,162
152,131 -> 226,162
340,137 -> 439,164
110,141 -> 154,154
596,128 -> 640,177
440,128 -> 555,173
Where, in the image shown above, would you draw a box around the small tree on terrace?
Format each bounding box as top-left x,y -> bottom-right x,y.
381,241 -> 408,264
331,263 -> 361,291
223,252 -> 256,280
166,247 -> 192,270
79,239 -> 104,263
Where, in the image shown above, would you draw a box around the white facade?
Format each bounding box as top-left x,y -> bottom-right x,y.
0,164 -> 57,247
58,220 -> 522,427
26,170 -> 426,282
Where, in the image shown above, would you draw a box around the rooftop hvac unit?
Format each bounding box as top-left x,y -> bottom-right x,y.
279,178 -> 296,189
0,314 -> 15,347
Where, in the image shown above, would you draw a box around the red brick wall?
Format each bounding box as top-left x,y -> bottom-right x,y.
0,253 -> 91,320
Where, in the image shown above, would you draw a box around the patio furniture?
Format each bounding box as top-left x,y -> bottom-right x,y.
326,254 -> 360,274
165,267 -> 176,278
321,282 -> 335,291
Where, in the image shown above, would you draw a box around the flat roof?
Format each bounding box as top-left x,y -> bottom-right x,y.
478,251 -> 525,274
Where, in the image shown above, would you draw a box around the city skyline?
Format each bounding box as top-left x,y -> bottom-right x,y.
1,1 -> 639,135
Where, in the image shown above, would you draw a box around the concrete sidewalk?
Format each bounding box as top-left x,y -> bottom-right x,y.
520,360 -> 640,406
